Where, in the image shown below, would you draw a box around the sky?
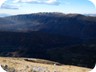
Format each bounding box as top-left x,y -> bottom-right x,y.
0,0 -> 96,15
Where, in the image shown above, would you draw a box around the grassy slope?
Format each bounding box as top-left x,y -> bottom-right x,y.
0,57 -> 91,72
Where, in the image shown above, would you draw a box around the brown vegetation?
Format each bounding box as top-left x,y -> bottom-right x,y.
0,57 -> 91,72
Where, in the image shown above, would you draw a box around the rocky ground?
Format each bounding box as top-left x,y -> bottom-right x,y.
0,57 -> 91,72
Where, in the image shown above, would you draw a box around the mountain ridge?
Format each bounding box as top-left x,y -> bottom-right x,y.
0,12 -> 96,68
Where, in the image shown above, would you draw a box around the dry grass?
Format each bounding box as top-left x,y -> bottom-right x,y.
0,57 -> 91,72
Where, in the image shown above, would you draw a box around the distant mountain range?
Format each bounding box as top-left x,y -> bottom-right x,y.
0,12 -> 96,68
0,13 -> 96,17
84,14 -> 96,17
1,13 -> 96,39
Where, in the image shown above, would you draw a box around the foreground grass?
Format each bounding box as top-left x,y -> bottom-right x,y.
0,57 -> 91,72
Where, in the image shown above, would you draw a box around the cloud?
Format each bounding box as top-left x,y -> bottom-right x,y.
89,0 -> 96,7
1,4 -> 19,9
13,0 -> 60,5
45,0 -> 59,5
0,0 -> 6,7
0,0 -> 59,9
0,0 -> 19,9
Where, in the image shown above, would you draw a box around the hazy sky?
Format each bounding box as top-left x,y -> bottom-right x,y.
0,0 -> 96,15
